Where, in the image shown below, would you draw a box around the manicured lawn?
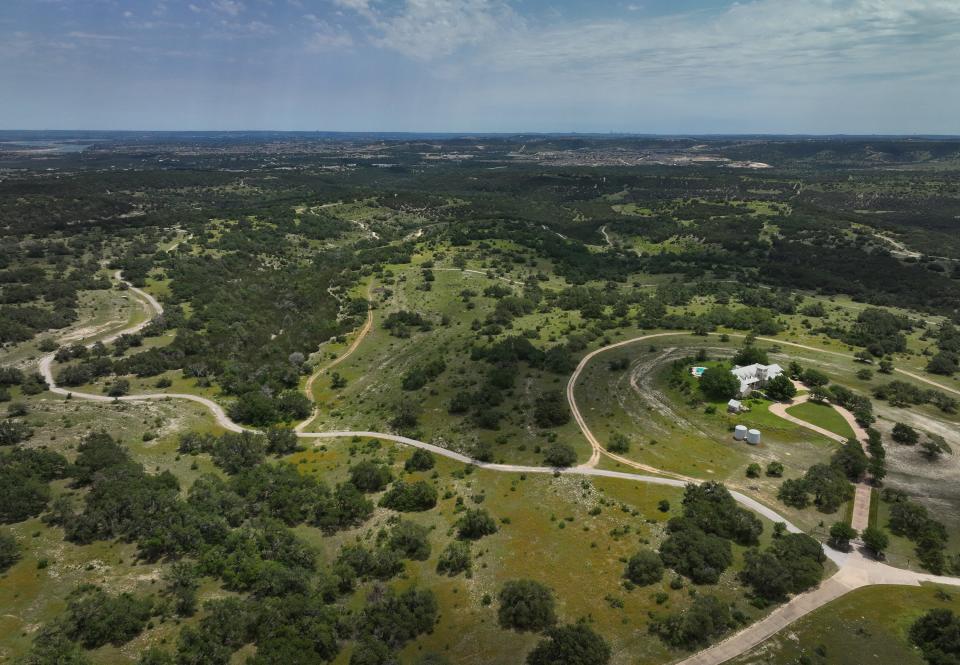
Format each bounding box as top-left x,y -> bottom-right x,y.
728,583 -> 960,665
786,400 -> 856,440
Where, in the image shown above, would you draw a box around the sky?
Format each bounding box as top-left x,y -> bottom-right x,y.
2,0 -> 959,133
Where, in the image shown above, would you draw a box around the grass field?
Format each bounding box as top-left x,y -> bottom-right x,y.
785,400 -> 856,440
728,583 -> 960,665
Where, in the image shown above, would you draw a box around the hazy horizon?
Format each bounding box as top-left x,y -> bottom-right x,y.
3,0 -> 960,135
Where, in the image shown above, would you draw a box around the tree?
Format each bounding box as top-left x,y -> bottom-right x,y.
828,522 -> 858,552
746,463 -> 762,478
659,522 -> 733,585
778,477 -> 810,509
920,434 -> 953,461
861,526 -> 889,558
651,594 -> 735,649
391,397 -> 421,430
63,585 -> 154,648
456,508 -> 498,540
892,422 -> 920,445
927,353 -> 958,376
211,432 -> 266,474
265,427 -> 299,456
0,530 -> 19,572
802,368 -> 829,388
436,541 -> 471,576
534,391 -> 570,427
163,560 -> 200,616
404,449 -> 435,472
498,580 -> 556,632
349,461 -> 394,493
764,374 -> 797,401
733,346 -> 769,366
527,623 -> 611,665
379,481 -> 438,512
766,461 -> 784,477
388,521 -> 432,561
624,549 -> 664,586
699,366 -> 739,401
909,608 -> 960,665
543,443 -> 577,468
607,432 -> 630,454
803,463 -> 854,513
357,587 -> 437,648
831,440 -> 868,481
879,359 -> 894,374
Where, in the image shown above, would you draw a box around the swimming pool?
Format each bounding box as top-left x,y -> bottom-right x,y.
691,366 -> 707,377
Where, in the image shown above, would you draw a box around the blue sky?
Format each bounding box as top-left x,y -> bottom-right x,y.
2,0 -> 959,133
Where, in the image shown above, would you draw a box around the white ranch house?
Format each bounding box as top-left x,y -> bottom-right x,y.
731,363 -> 783,397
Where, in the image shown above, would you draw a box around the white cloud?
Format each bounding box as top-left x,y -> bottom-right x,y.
474,0 -> 960,87
210,0 -> 245,16
334,0 -> 520,61
304,20 -> 353,52
67,31 -> 133,41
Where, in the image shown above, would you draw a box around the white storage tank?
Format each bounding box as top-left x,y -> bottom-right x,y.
746,429 -> 761,445
733,425 -> 748,441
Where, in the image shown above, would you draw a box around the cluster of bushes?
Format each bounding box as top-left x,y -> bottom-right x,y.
778,462 -> 855,513
498,579 -> 611,665
873,381 -> 958,414
739,532 -> 826,603
659,483 -> 762,586
884,489 -> 952,574
13,429 -> 447,665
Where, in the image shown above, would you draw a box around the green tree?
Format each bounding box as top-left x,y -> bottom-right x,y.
624,549 -> 664,586
436,541 -> 471,576
764,374 -> 797,401
0,530 -> 20,572
608,432 -> 630,454
349,461 -> 394,493
527,623 -> 611,665
456,508 -> 498,540
534,391 -> 570,427
404,449 -> 435,472
828,522 -> 858,552
543,443 -> 577,468
892,422 -> 920,445
498,580 -> 556,632
379,481 -> 438,512
909,608 -> 960,665
699,366 -> 739,400
745,463 -> 762,478
861,526 -> 889,560
163,560 -> 200,616
766,461 -> 784,477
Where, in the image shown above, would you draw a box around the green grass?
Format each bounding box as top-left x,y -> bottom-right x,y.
785,401 -> 856,440
728,583 -> 960,665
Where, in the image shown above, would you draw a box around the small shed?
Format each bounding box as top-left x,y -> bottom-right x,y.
727,399 -> 742,413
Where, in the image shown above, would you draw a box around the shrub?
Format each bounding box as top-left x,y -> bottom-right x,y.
379,481 -> 438,512
699,366 -> 739,400
456,508 -> 498,540
526,623 -> 611,665
766,461 -> 784,477
624,549 -> 664,586
498,580 -> 556,632
349,460 -> 394,493
543,443 -> 577,468
436,541 -> 471,576
404,449 -> 435,472
892,422 -> 920,445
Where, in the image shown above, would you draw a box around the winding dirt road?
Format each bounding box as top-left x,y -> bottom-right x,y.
36,275 -> 960,665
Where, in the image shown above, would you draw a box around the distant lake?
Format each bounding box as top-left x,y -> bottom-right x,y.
1,141 -> 92,153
